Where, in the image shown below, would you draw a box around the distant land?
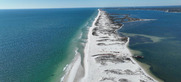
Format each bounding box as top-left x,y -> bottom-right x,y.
103,5 -> 181,13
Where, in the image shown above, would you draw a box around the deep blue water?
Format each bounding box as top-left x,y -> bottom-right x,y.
0,8 -> 97,82
104,7 -> 181,82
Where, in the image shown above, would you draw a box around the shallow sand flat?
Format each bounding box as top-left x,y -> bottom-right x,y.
80,9 -> 157,82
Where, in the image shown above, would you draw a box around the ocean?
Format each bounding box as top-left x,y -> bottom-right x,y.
104,6 -> 181,82
0,8 -> 97,82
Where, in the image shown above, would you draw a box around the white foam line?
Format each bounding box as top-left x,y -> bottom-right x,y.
60,9 -> 101,82
60,48 -> 81,82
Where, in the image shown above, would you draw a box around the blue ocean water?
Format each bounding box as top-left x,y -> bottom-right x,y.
0,8 -> 97,82
104,7 -> 181,82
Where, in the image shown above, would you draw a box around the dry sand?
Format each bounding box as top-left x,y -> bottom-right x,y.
62,9 -> 158,82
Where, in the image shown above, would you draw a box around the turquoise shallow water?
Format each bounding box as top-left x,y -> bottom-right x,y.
0,8 -> 97,82
104,6 -> 181,82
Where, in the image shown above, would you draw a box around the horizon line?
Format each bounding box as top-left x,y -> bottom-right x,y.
0,5 -> 180,10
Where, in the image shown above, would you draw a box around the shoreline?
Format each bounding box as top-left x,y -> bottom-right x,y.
60,10 -> 99,82
80,9 -> 102,82
62,9 -> 158,82
126,39 -> 163,82
132,56 -> 164,82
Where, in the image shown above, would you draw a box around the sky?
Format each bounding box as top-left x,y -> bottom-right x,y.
0,0 -> 181,9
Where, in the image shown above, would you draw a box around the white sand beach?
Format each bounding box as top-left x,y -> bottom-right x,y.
62,9 -> 158,82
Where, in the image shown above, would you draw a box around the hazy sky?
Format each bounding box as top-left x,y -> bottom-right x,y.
0,0 -> 181,9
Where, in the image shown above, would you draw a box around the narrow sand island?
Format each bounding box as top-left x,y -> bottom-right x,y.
62,9 -> 158,82
80,9 -> 157,82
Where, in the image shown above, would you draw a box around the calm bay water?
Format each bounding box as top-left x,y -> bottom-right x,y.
0,8 -> 97,82
104,7 -> 181,82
